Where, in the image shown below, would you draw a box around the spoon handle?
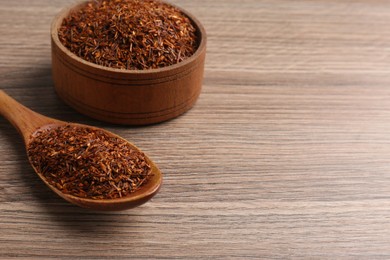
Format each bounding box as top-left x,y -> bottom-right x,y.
0,90 -> 55,144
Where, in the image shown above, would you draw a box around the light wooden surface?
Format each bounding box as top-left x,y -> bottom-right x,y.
1,0 -> 390,258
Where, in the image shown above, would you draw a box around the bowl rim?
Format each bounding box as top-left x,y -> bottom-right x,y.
50,0 -> 207,76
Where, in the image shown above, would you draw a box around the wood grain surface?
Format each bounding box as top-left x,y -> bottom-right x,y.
1,0 -> 390,259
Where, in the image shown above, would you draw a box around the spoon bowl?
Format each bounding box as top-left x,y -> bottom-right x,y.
0,90 -> 162,211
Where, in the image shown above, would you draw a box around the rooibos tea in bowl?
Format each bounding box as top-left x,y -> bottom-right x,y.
51,0 -> 206,125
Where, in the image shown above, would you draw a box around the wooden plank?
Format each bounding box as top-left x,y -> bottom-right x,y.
1,0 -> 390,258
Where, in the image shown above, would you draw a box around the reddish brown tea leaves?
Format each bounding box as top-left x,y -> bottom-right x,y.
27,125 -> 152,200
58,0 -> 198,70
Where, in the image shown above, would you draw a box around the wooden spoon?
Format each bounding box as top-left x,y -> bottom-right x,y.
0,90 -> 162,211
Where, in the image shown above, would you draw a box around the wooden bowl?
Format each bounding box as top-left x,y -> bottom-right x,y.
50,1 -> 206,125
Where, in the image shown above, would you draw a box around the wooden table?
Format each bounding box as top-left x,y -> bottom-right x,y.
1,0 -> 390,258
